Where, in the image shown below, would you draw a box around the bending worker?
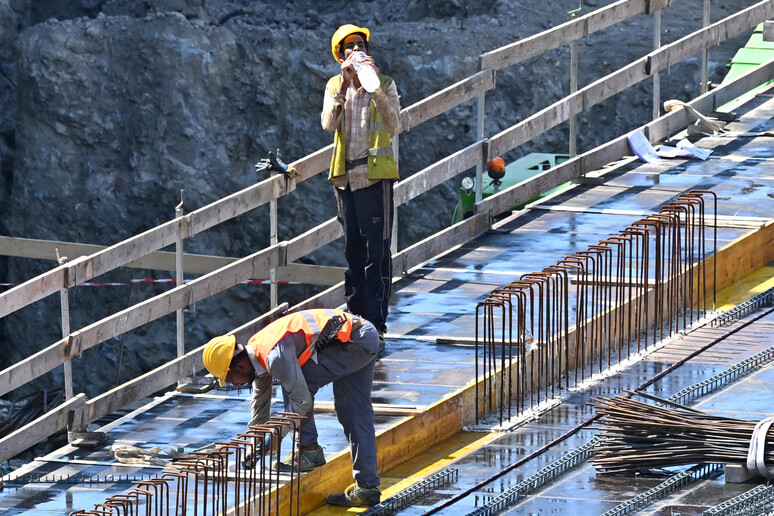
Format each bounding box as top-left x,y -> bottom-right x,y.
201,308 -> 383,508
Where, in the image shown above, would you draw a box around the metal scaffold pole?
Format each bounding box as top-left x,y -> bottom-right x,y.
653,9 -> 662,120
176,190 -> 185,366
475,92 -> 485,203
270,159 -> 279,309
701,0 -> 711,93
57,248 -> 73,401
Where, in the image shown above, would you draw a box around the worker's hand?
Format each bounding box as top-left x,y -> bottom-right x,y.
358,54 -> 380,75
240,438 -> 280,470
241,451 -> 256,470
340,54 -> 357,88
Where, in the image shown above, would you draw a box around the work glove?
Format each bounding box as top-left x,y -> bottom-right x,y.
240,438 -> 279,470
254,150 -> 298,180
313,315 -> 347,353
241,451 -> 257,470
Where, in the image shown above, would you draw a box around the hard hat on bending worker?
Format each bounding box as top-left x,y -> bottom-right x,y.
201,309 -> 358,388
202,334 -> 253,387
331,24 -> 370,62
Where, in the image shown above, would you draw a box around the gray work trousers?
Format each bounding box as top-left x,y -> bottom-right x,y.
294,320 -> 382,488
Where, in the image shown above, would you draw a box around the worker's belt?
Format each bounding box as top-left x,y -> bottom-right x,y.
345,157 -> 368,170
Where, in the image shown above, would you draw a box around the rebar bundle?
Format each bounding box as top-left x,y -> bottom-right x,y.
590,396 -> 774,474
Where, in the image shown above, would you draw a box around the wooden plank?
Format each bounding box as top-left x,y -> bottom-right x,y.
489,60 -> 647,159
0,394 -> 86,464
277,263 -> 344,286
0,235 -> 235,274
293,144 -> 334,183
478,0 -> 647,71
647,1 -> 774,76
0,245 -> 285,397
0,335 -> 68,397
482,57 -> 774,219
1,170 -> 300,315
86,306 -> 288,424
646,0 -> 672,14
401,69 -> 494,132
286,218 -> 343,263
184,175 -> 282,237
394,142 -> 483,207
706,221 -> 774,296
290,282 -> 346,314
393,212 -> 490,276
0,235 -> 345,283
476,155 -> 583,218
84,361 -> 185,423
0,267 -> 65,319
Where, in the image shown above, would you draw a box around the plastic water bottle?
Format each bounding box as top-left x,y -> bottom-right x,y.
352,51 -> 380,93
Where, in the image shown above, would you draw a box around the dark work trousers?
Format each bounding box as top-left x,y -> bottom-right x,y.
334,180 -> 394,332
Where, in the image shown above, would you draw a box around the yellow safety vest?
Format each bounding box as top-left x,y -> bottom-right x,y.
326,74 -> 399,181
247,309 -> 354,370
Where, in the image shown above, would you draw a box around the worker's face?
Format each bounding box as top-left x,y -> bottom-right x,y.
225,348 -> 254,387
340,34 -> 367,60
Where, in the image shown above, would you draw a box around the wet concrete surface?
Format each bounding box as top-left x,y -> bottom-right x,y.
5,87 -> 774,516
386,312 -> 774,516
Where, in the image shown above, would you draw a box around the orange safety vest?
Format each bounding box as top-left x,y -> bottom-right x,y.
247,309 -> 354,370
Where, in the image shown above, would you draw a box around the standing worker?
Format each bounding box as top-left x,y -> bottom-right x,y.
321,24 -> 402,342
201,309 -> 383,507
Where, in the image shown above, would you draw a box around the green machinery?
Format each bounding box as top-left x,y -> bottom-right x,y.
451,152 -> 570,225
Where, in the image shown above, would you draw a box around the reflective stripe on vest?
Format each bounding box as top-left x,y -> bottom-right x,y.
327,74 -> 399,181
247,309 -> 353,370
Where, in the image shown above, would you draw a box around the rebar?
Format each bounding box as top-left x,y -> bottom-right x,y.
475,191 -> 717,425
70,413 -> 306,516
590,396 -> 774,473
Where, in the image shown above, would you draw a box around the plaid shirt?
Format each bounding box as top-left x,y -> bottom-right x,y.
321,79 -> 401,191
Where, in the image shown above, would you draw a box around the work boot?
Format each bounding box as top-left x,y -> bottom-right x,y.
275,444 -> 325,472
326,483 -> 381,507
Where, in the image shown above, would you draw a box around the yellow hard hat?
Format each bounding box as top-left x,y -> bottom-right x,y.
331,24 -> 370,63
202,335 -> 236,387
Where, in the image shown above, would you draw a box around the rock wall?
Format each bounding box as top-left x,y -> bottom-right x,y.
0,0 -> 754,398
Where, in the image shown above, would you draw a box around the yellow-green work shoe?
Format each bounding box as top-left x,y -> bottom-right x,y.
275,445 -> 325,472
326,483 -> 381,507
